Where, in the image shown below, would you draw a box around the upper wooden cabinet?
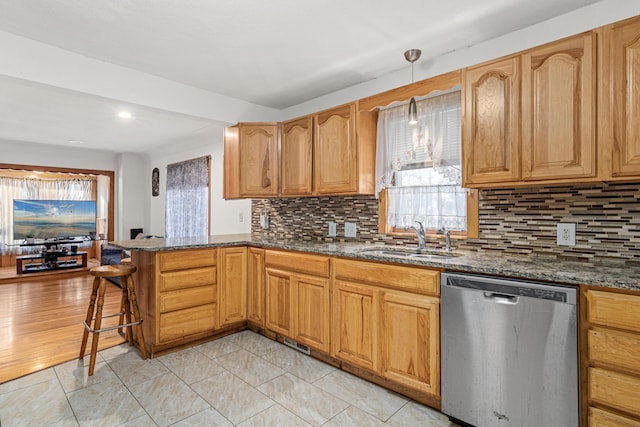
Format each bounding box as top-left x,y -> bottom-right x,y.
463,56 -> 521,185
522,34 -> 596,181
223,123 -> 278,198
285,102 -> 376,197
224,104 -> 376,198
281,116 -> 313,196
462,33 -> 597,187
314,103 -> 358,194
605,16 -> 640,178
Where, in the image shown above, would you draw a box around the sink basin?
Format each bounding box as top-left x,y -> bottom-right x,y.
357,248 -> 418,257
410,251 -> 463,259
357,247 -> 463,258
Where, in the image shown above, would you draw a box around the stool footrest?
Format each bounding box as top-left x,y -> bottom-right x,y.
82,317 -> 143,334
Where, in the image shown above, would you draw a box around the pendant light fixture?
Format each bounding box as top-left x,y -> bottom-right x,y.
404,49 -> 421,125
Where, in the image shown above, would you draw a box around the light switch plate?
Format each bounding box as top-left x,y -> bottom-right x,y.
328,222 -> 337,237
557,223 -> 576,246
344,222 -> 357,238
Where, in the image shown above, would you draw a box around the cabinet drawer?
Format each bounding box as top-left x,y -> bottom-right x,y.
590,367 -> 640,418
159,267 -> 217,292
587,290 -> 640,333
589,407 -> 640,427
159,285 -> 216,313
158,249 -> 217,272
158,303 -> 216,342
589,328 -> 640,375
334,258 -> 440,295
265,250 -> 330,277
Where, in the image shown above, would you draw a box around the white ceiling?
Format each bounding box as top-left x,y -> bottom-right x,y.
0,0 -> 603,153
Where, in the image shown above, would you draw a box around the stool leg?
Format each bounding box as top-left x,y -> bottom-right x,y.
117,291 -> 125,336
88,278 -> 108,376
125,274 -> 147,360
79,276 -> 101,360
121,282 -> 134,346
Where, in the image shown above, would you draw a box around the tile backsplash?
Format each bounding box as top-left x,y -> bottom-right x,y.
252,182 -> 640,265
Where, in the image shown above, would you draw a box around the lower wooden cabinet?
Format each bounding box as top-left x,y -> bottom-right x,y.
379,290 -> 439,396
332,280 -> 377,370
332,258 -> 442,402
133,248 -> 219,356
247,247 -> 265,327
265,267 -> 293,336
218,247 -> 247,327
585,288 -> 640,425
589,406 -> 640,427
265,250 -> 331,353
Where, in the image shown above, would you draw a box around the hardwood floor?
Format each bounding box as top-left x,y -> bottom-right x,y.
0,268 -> 126,384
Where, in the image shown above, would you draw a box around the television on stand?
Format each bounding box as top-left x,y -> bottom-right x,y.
13,199 -> 97,241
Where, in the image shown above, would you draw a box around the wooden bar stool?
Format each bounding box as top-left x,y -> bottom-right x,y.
79,264 -> 147,375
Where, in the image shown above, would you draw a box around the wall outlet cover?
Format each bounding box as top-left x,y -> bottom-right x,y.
557,223 -> 576,246
328,222 -> 337,237
345,222 -> 357,238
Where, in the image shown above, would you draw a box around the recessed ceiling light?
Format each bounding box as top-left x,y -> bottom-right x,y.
117,111 -> 132,119
67,140 -> 85,144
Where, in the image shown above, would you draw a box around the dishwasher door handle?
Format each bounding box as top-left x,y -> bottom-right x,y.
483,292 -> 519,304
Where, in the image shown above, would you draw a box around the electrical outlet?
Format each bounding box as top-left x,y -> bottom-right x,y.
239,213 -> 244,223
557,223 -> 576,246
328,222 -> 337,237
344,222 -> 357,238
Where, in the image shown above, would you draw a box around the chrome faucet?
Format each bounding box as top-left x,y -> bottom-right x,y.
406,221 -> 426,250
438,227 -> 452,252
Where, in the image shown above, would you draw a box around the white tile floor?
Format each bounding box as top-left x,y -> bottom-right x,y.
0,331 -> 458,426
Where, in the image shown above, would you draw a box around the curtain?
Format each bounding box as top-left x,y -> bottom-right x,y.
165,156 -> 209,238
96,175 -> 109,237
0,177 -> 94,251
375,90 -> 467,230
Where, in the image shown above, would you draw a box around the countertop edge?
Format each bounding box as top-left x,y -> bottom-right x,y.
109,236 -> 640,292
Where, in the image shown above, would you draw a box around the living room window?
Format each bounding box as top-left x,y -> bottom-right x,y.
0,167 -> 112,251
165,156 -> 210,238
376,90 -> 477,237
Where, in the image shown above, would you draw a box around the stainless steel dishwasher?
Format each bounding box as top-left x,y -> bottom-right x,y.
440,272 -> 579,427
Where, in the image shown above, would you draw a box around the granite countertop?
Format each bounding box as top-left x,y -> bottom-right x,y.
110,234 -> 640,291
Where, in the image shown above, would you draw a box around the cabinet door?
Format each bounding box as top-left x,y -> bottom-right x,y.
522,34 -> 596,180
223,126 -> 240,199
292,273 -> 330,352
314,103 -> 357,194
462,56 -> 521,185
281,117 -> 313,196
331,280 -> 377,370
611,18 -> 640,177
218,247 -> 247,327
265,268 -> 292,336
239,124 -> 278,197
379,290 -> 440,396
247,247 -> 265,327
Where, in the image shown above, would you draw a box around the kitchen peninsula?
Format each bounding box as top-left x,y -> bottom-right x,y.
112,234 -> 640,418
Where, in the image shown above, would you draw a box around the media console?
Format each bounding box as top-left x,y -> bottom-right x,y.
16,251 -> 88,274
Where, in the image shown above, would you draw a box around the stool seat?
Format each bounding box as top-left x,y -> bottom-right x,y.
90,264 -> 136,277
80,264 -> 147,375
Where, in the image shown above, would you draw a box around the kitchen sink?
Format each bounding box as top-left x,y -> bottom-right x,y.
360,249 -> 418,256
410,251 -> 463,258
357,247 -> 463,258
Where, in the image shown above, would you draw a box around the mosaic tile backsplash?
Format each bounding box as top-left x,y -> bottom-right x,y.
251,182 -> 640,265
